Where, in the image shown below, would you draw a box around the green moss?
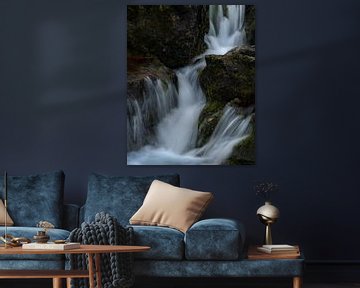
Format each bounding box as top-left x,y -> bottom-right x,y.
197,101 -> 225,147
227,124 -> 256,165
199,46 -> 255,107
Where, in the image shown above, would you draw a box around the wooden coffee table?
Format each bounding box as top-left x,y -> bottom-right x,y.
0,244 -> 150,288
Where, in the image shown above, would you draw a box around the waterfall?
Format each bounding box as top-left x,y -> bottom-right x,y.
127,5 -> 252,165
127,77 -> 178,151
205,5 -> 246,55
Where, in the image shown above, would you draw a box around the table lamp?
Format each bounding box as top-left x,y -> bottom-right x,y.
256,201 -> 280,245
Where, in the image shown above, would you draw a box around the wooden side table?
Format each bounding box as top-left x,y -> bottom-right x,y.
247,245 -> 303,288
0,244 -> 150,288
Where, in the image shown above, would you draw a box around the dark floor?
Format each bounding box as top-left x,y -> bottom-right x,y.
2,279 -> 360,288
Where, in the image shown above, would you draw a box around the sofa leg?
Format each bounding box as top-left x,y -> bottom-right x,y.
53,278 -> 62,288
293,276 -> 302,288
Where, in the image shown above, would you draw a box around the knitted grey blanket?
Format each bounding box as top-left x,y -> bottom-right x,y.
68,212 -> 134,288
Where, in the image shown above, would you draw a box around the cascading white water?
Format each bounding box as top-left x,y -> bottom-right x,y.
127,5 -> 252,165
156,60 -> 206,154
127,76 -> 177,150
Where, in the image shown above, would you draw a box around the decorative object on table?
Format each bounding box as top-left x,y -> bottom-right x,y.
254,181 -> 280,245
33,230 -> 50,243
34,220 -> 55,243
0,234 -> 31,247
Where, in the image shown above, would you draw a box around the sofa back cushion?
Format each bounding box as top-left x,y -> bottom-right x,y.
0,170 -> 65,227
84,173 -> 180,225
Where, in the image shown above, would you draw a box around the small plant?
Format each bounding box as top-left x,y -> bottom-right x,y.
254,181 -> 279,201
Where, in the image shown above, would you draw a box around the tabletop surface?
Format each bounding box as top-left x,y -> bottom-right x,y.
0,244 -> 150,255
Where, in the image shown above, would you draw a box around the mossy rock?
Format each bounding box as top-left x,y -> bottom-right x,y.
200,46 -> 255,107
197,101 -> 225,147
226,115 -> 256,165
127,5 -> 208,69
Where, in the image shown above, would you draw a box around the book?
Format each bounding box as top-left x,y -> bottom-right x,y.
248,245 -> 301,260
22,242 -> 80,250
256,244 -> 299,254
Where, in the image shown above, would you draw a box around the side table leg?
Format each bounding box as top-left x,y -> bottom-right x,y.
293,276 -> 302,288
88,253 -> 95,288
95,253 -> 102,288
53,278 -> 62,288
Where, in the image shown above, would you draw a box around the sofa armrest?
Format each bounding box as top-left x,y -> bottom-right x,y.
184,218 -> 245,260
63,204 -> 80,231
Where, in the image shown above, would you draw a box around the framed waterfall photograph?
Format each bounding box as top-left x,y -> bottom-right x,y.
127,5 -> 255,165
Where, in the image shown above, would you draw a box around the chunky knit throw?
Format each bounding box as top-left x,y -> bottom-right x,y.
68,212 -> 134,288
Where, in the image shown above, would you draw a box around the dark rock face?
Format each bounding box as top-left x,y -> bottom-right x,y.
199,46 -> 255,107
127,5 -> 208,69
245,6 -> 256,45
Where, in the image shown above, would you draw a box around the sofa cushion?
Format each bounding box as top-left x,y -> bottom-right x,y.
130,225 -> 184,260
0,227 -> 69,261
0,171 -> 65,227
184,218 -> 245,260
84,173 -> 180,225
0,199 -> 14,226
130,180 -> 213,233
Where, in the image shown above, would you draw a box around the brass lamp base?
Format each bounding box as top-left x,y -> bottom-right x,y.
265,223 -> 272,245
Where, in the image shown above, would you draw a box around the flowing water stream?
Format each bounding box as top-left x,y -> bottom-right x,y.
127,5 -> 252,165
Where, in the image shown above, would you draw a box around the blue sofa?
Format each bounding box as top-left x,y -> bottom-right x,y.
81,173 -> 304,283
0,171 -> 79,270
0,171 -> 303,287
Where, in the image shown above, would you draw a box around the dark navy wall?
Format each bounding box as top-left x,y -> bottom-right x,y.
1,0 -> 360,262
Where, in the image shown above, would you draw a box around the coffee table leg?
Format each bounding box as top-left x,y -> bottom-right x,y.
95,253 -> 102,288
293,276 -> 302,288
88,253 -> 95,288
66,277 -> 72,288
52,278 -> 62,288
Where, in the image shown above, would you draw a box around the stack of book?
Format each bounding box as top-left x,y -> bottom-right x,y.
22,242 -> 80,250
257,244 -> 299,254
248,244 -> 300,259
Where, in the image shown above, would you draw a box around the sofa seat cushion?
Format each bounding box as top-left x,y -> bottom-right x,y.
130,225 -> 184,260
0,227 -> 70,261
84,174 -> 180,226
184,218 -> 245,260
0,170 -> 65,227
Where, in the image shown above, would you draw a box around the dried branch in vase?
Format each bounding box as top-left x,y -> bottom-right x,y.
254,181 -> 279,201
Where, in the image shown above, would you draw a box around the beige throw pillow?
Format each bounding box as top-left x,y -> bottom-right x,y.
0,199 -> 14,226
130,180 -> 213,233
